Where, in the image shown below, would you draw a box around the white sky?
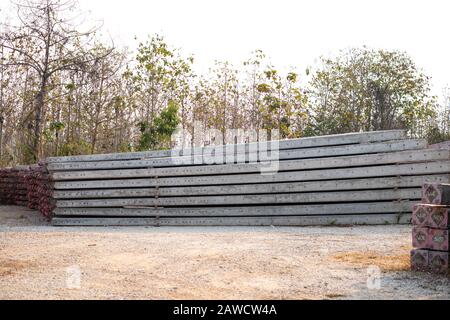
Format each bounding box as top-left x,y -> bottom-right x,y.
2,0 -> 450,99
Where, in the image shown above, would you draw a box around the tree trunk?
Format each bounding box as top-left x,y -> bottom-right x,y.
0,44 -> 4,161
32,74 -> 49,161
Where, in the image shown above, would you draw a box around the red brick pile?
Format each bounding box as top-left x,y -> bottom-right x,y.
0,166 -> 30,206
411,183 -> 450,275
0,163 -> 54,219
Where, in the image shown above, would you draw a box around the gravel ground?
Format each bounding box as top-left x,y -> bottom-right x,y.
0,205 -> 448,300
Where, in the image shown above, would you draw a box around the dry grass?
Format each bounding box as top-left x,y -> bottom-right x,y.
325,293 -> 347,299
0,259 -> 35,277
332,251 -> 410,272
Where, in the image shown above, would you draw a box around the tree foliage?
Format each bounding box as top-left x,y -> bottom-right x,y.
0,0 -> 112,161
0,1 -> 448,167
137,100 -> 180,151
305,48 -> 438,138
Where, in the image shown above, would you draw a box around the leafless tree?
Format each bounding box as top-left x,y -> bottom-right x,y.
0,0 -> 112,160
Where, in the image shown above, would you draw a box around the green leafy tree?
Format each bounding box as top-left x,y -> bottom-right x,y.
132,34 -> 194,126
242,50 -> 267,131
137,100 -> 180,151
257,68 -> 308,138
426,88 -> 450,144
306,47 -> 437,137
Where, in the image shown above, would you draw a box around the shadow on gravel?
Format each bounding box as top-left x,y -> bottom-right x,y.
0,205 -> 50,228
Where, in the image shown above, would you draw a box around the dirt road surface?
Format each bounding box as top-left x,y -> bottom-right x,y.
0,205 -> 448,300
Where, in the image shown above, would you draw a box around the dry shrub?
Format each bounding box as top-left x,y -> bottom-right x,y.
332,251 -> 410,272
0,259 -> 34,276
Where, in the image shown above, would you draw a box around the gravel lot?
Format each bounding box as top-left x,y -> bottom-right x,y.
0,205 -> 448,300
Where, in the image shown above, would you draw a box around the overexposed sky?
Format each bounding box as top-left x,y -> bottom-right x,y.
2,0 -> 450,97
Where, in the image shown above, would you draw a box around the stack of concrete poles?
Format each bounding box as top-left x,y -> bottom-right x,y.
1,130 -> 449,227
42,130 -> 450,227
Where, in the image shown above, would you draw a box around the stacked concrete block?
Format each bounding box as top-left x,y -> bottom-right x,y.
411,183 -> 450,275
